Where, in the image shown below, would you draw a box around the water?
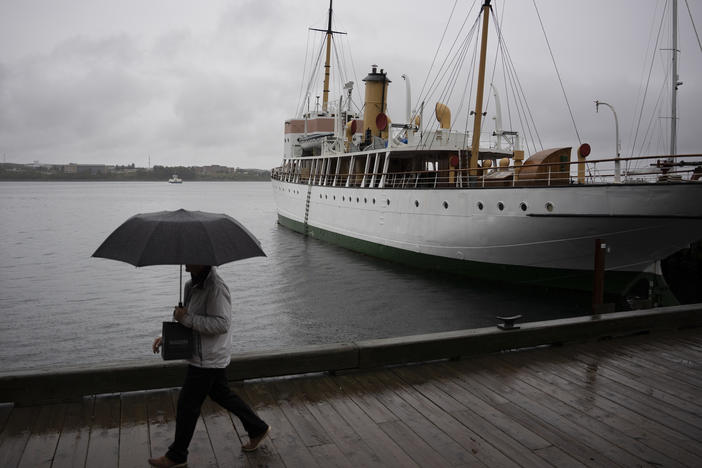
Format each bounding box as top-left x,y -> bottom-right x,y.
0,181 -> 590,374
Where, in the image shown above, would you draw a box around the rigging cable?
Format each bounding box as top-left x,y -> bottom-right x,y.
531,0 -> 581,145
685,0 -> 702,55
630,1 -> 668,157
626,0 -> 665,172
297,36 -> 327,117
415,0 -> 478,121
295,28 -> 313,117
493,9 -> 542,152
420,7 -> 481,149
417,0 -> 461,109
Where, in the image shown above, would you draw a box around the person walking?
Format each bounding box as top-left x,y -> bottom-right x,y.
149,264 -> 270,468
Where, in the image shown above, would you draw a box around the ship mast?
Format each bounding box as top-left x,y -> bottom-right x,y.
670,0 -> 680,161
310,0 -> 345,114
469,0 -> 492,179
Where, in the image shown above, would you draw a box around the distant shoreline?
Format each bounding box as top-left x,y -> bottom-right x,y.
0,163 -> 271,182
0,176 -> 271,182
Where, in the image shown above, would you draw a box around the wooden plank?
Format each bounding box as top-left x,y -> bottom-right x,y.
52,397 -> 93,468
474,355 -> 660,466
296,376 -> 383,468
118,392 -> 150,468
241,380 -> 319,467
145,389 -> 176,460
350,370 -> 479,467
308,442 -> 354,468
562,347 -> 702,434
592,340 -> 702,396
17,403 -> 65,468
533,445 -> 588,468
604,341 -> 702,391
230,381 -> 285,468
494,353 -> 689,467
200,397 -> 249,468
452,359 -> 620,468
0,406 -> 40,468
643,340 -> 702,377
394,365 -> 552,468
527,345 -> 702,460
168,388 -> 218,467
85,394 -> 121,468
378,419 -> 448,467
317,374 -> 424,468
332,374 -> 397,424
513,346 -> 702,465
421,363 -> 551,452
372,369 -> 520,468
270,379 -> 332,447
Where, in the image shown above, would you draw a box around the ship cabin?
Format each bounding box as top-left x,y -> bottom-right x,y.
274,64 -> 581,189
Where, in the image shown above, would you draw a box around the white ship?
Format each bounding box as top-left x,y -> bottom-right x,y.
168,174 -> 183,184
271,1 -> 702,299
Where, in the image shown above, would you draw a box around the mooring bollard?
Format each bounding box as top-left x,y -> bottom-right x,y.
496,314 -> 523,330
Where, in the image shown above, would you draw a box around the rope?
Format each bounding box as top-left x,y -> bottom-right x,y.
531,0 -> 581,145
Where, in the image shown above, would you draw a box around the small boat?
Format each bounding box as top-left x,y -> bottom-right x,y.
271,0 -> 702,302
168,174 -> 182,184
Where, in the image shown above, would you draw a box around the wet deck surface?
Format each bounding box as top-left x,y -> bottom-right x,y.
1,328 -> 701,467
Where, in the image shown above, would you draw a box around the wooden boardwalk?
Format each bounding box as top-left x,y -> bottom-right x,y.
1,328 -> 701,467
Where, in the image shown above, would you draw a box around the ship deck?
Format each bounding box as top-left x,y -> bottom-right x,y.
1,327 -> 701,467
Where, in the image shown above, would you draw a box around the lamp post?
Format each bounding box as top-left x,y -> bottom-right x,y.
595,100 -> 621,183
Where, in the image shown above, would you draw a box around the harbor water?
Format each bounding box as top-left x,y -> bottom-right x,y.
0,181 -> 591,374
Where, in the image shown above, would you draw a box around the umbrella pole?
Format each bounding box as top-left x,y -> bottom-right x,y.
179,264 -> 183,307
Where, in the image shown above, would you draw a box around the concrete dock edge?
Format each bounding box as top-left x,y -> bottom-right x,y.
1,304 -> 700,406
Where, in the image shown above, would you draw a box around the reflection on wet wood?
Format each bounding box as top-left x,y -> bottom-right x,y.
1,328 -> 701,467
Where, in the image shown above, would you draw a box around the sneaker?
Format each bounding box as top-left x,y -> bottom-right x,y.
242,425 -> 271,452
147,455 -> 187,467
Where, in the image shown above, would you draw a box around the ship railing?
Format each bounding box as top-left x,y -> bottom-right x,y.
271,154 -> 702,187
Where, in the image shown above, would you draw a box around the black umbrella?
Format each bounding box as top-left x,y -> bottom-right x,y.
93,209 -> 265,304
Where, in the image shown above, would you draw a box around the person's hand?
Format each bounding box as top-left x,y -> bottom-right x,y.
152,336 -> 162,354
174,306 -> 187,322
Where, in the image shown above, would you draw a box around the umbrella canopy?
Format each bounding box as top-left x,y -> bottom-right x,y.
92,209 -> 265,266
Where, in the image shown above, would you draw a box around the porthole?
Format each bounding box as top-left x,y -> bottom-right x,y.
373,198 -> 376,204
364,197 -> 367,204
356,197 -> 359,203
520,202 -> 527,211
443,201 -> 449,209
342,196 -> 345,201
545,202 -> 554,212
387,199 -> 390,206
319,194 -> 322,199
325,194 -> 328,199
415,200 -> 419,207
333,195 -> 336,200
497,201 -> 504,211
477,201 -> 484,210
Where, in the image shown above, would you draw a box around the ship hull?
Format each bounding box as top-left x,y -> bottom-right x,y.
272,179 -> 702,294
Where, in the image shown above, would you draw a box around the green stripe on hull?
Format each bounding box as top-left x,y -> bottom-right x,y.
277,214 -> 667,298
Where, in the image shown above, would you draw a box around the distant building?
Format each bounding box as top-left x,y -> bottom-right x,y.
62,163 -> 108,175
199,165 -> 235,175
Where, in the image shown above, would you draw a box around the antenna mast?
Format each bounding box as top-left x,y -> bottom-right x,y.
670,0 -> 681,161
310,1 -> 346,114
469,0 -> 492,179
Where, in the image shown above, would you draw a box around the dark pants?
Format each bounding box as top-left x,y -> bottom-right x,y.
166,365 -> 268,463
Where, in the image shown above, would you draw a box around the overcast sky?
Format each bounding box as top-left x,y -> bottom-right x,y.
1,0 -> 700,169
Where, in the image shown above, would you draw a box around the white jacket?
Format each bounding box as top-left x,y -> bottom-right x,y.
179,267 -> 232,368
